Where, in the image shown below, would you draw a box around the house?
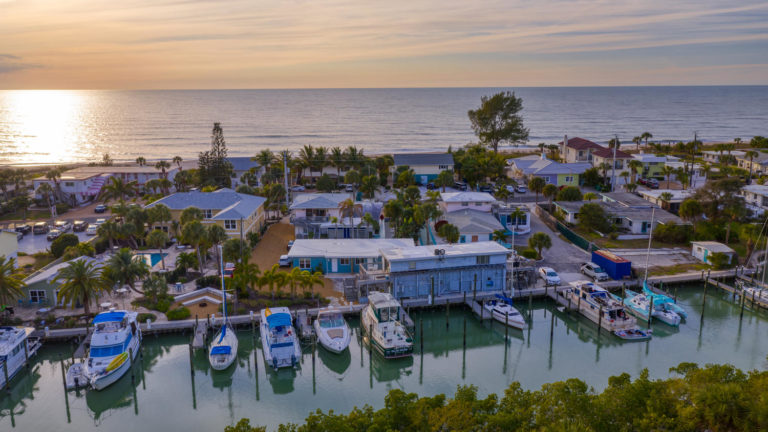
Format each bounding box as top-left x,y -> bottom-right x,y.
600,192 -> 653,208
736,153 -> 768,175
172,287 -> 223,318
632,153 -> 666,179
508,154 -> 591,186
560,136 -> 603,163
553,200 -> 683,234
22,256 -> 105,307
436,208 -> 505,244
286,238 -> 415,274
228,157 -> 263,188
637,189 -> 696,214
0,231 -> 19,266
378,242 -> 509,300
145,188 -> 267,239
702,150 -> 745,164
492,203 -> 531,235
591,147 -> 634,187
289,192 -> 374,239
664,156 -> 707,189
691,241 -> 737,266
440,191 -> 496,213
740,184 -> 768,217
392,153 -> 455,185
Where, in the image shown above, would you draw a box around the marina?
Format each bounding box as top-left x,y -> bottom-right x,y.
1,283 -> 766,430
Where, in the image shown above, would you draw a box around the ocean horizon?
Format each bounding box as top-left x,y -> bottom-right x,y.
1,86 -> 766,166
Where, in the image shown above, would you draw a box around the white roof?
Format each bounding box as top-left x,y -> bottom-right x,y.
691,241 -> 735,253
368,291 -> 401,309
632,153 -> 666,163
287,239 -> 415,259
381,241 -> 508,261
440,192 -> 496,203
741,184 -> 768,197
638,189 -> 695,201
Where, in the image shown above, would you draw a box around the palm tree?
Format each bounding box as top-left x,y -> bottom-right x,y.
99,176 -> 138,203
97,220 -> 121,249
362,212 -> 379,238
491,229 -> 507,243
175,252 -> 197,274
136,157 -> 146,166
745,150 -> 759,183
436,170 -> 454,192
307,271 -> 323,297
627,159 -> 643,184
36,182 -> 55,213
659,192 -> 673,210
632,136 -> 642,151
207,224 -> 229,274
661,165 -> 675,189
146,230 -> 169,269
437,223 -> 460,243
528,177 -> 546,204
625,183 -> 638,193
286,267 -> 304,299
260,264 -> 285,300
232,259 -> 260,297
182,220 -> 208,274
172,155 -> 183,169
641,132 -> 653,148
174,170 -> 194,192
0,257 -> 25,307
105,248 -> 149,294
180,207 -> 204,225
147,203 -> 172,232
374,155 -> 394,185
528,232 -> 552,259
619,171 -> 629,187
55,259 -> 105,315
45,167 -> 63,203
583,192 -> 599,201
383,199 -> 404,234
359,175 -> 379,199
339,198 -> 358,235
542,184 -> 558,209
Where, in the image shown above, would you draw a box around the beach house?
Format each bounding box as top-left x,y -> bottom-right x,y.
632,153 -> 666,179
0,231 -> 19,266
288,192 -> 374,239
286,238 -> 414,274
392,153 -> 454,185
435,208 -> 505,243
591,147 -> 634,187
560,137 -> 603,163
228,157 -> 263,188
736,153 -> 768,176
702,150 -> 745,164
21,256 -> 105,307
439,191 -> 496,213
637,189 -> 695,214
507,154 -> 591,187
145,188 -> 266,239
740,184 -> 768,216
553,200 -> 683,235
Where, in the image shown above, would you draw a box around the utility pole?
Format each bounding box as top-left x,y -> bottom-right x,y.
691,132 -> 698,188
283,150 -> 291,205
611,135 -> 618,192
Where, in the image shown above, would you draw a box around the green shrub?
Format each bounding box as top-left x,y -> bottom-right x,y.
556,186 -> 583,201
155,298 -> 171,313
708,252 -> 734,270
521,248 -> 539,259
55,202 -> 70,214
166,307 -> 191,321
196,275 -> 220,289
93,236 -> 109,254
50,233 -> 80,258
654,223 -> 693,244
137,313 -> 157,323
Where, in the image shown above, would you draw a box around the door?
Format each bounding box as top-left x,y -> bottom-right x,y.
421,175 -> 428,185
331,259 -> 338,272
641,221 -> 648,233
471,235 -> 479,242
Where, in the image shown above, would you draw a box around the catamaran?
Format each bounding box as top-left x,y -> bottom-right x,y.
483,294 -> 526,329
620,289 -> 681,326
0,326 -> 42,389
209,245 -> 238,370
313,307 -> 351,354
260,307 -> 301,370
361,292 -> 413,358
566,281 -> 649,340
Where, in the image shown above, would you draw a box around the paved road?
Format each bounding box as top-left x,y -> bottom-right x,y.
523,202 -> 590,273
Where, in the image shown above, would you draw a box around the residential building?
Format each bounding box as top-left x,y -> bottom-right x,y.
591,147 -> 634,187
507,154 -> 591,186
701,150 -> 745,164
637,189 -> 696,214
22,256 -> 105,307
440,191 -> 496,213
664,156 -> 707,189
172,287 -> 223,318
740,184 -> 768,216
736,153 -> 768,176
436,208 -> 505,243
553,200 -> 683,234
691,241 -> 737,266
632,153 -> 666,179
392,153 -> 455,185
492,203 -> 531,235
0,231 -> 19,266
288,192 -> 374,239
599,192 -> 653,208
286,238 -> 415,274
228,157 -> 263,188
145,188 -> 266,239
559,136 -> 603,163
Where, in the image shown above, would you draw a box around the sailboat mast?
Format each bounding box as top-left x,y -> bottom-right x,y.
219,244 -> 227,319
643,207 -> 655,282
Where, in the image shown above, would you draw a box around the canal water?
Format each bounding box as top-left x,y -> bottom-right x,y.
1,285 -> 766,431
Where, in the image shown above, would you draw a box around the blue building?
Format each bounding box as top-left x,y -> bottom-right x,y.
286,239 -> 415,274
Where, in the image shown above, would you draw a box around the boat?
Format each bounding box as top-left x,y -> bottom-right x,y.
313,307 -> 351,354
620,289 -> 681,326
566,281 -> 644,339
361,292 -> 413,358
641,283 -> 688,319
208,245 -> 238,370
260,307 -> 301,370
739,281 -> 768,308
614,328 -> 652,341
483,294 -> 526,329
0,326 -> 42,389
77,309 -> 142,390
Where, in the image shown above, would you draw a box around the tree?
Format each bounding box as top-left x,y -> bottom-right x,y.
625,183 -> 638,193
583,192 -> 598,201
232,258 -> 260,297
556,186 -> 582,202
104,248 -> 149,294
55,259 -> 106,315
339,198 -> 359,235
99,176 -> 138,203
198,122 -> 234,188
222,238 -> 249,263
36,182 -> 55,213
62,242 -> 96,260
359,175 -> 379,199
182,220 -> 208,274
582,167 -> 601,187
662,165 -> 675,189
260,264 -> 286,299
632,136 -> 642,151
619,171 -> 629,187
155,160 -> 171,192
679,199 -> 702,234
180,207 -> 204,225
542,184 -> 558,208
528,177 -> 546,204
468,91 -> 529,152
97,220 -> 121,249
438,223 -> 460,243
208,224 -> 229,274
316,174 -> 336,193
744,150 -> 759,183
0,257 -> 25,307
344,170 -> 361,188
579,202 -> 613,233
659,192 -> 673,210
528,232 -> 552,259
173,155 -> 183,169
146,230 -> 169,269
694,177 -> 744,219
175,252 -> 197,274
641,131 -> 653,148
627,159 -> 643,184
135,156 -> 146,166
51,233 -> 80,258
435,170 -> 454,192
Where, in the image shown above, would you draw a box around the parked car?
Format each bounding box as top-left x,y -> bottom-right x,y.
645,178 -> 659,189
426,182 -> 436,190
73,220 -> 88,232
95,218 -> 107,225
515,185 -> 528,193
53,220 -> 72,232
279,255 -> 291,267
538,267 -> 561,286
453,181 -> 468,191
505,185 -> 516,193
345,184 -> 355,193
287,240 -> 294,251
14,224 -> 31,235
290,185 -> 306,192
478,184 -> 493,193
46,229 -> 62,241
86,225 -> 99,236
32,222 -> 49,234
94,204 -> 107,213
580,262 -> 610,281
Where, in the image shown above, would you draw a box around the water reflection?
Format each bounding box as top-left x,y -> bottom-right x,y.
0,364 -> 41,427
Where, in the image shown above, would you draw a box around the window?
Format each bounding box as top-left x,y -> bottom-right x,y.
439,165 -> 450,170
564,176 -> 573,183
339,258 -> 351,265
299,258 -> 311,269
30,290 -> 46,303
471,235 -> 479,242
224,220 -> 237,230
476,255 -> 490,265
203,209 -> 213,218
65,181 -> 74,187
475,202 -> 482,206
461,202 -> 469,206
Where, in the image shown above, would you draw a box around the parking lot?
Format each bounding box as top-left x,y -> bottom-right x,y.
11,214 -> 108,254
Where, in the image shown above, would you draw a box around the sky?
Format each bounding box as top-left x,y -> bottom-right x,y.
1,0 -> 767,89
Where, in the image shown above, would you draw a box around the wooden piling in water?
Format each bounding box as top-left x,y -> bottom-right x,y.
473,274 -> 477,301
702,277 -> 709,308
504,311 -> 508,343
419,317 -> 424,353
597,306 -> 603,335
528,290 -> 533,320
462,317 -> 466,349
129,347 -> 135,383
674,285 -> 678,303
188,342 -> 194,376
740,289 -> 746,320
648,295 -> 654,329
445,299 -> 450,331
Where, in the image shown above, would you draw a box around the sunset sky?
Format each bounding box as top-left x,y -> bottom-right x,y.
1,0 -> 767,89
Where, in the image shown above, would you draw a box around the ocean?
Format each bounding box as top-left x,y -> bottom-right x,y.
0,86 -> 766,166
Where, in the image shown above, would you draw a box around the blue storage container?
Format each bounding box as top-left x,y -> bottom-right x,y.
591,250 -> 632,280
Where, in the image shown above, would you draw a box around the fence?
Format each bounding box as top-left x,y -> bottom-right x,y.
535,204 -> 599,253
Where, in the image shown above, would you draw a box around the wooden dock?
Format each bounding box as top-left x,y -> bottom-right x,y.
295,310 -> 314,341
191,320 -> 208,349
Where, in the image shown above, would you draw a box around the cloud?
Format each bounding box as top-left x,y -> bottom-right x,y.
0,54 -> 41,75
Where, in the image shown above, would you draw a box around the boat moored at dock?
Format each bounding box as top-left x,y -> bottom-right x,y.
0,326 -> 41,389
314,307 -> 351,354
483,294 -> 526,329
361,292 -> 413,359
620,290 -> 681,326
566,281 -> 644,339
260,307 -> 301,370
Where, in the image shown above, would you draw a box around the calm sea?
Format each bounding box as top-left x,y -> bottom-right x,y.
0,86 -> 766,166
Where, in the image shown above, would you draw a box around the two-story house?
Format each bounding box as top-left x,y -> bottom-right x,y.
289,192 -> 374,239
560,136 -> 603,163
439,191 -> 496,213
740,184 -> 768,216
736,153 -> 768,176
632,153 -> 666,179
507,155 -> 591,186
591,147 -> 634,187
392,153 -> 455,185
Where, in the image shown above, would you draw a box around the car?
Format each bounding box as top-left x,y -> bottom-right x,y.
86,225 -> 99,236
345,184 -> 355,193
645,178 -> 659,189
278,255 -> 291,267
46,229 -> 62,241
94,204 -> 107,213
478,184 -> 493,193
32,222 -> 49,234
538,267 -> 561,286
287,240 -> 294,251
14,224 -> 31,235
73,220 -> 88,232
53,220 -> 72,232
581,262 -> 610,281
95,218 -> 107,225
515,185 -> 528,193
426,182 -> 436,190
453,181 -> 468,191
290,185 -> 306,192
505,185 -> 516,193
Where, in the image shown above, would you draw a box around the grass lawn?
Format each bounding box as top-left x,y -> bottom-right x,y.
573,227 -> 687,249
0,209 -> 51,222
647,263 -> 710,277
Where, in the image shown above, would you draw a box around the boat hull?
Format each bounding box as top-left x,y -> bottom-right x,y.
484,305 -> 526,330
209,325 -> 238,370
260,308 -> 301,370
90,345 -> 139,391
361,310 -> 413,359
314,321 -> 351,354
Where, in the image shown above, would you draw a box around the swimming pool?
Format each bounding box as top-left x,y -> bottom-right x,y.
134,253 -> 167,267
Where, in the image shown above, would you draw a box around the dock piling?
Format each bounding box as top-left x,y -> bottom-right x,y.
419,317 -> 424,353
648,295 -> 654,329
462,317 -> 467,349
473,274 -> 477,301
674,285 -> 678,303
597,306 -> 603,335
549,306 -> 554,340
188,342 -> 194,376
504,312 -> 508,344
129,347 -> 135,383
445,299 -> 450,331
702,277 -> 709,309
740,289 -> 746,320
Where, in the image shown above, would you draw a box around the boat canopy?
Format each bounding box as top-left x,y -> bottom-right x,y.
210,346 -> 231,355
93,311 -> 126,324
266,312 -> 291,329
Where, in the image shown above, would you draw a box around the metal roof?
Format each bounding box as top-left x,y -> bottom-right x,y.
290,193 -> 351,210
440,208 -> 504,234
287,239 -> 415,259
146,189 -> 266,219
393,153 -> 454,166
381,241 -> 508,261
440,191 -> 496,203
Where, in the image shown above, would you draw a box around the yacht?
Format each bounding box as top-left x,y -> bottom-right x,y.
566,281 -> 645,339
313,307 -> 351,354
0,326 -> 42,388
361,292 -> 413,359
79,310 -> 142,390
620,290 -> 681,326
483,294 -> 526,329
260,307 -> 301,370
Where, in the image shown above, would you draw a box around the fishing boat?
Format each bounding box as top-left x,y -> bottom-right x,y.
0,326 -> 42,389
313,307 -> 351,354
260,307 -> 301,370
620,289 -> 681,326
566,281 -> 644,339
209,245 -> 238,370
361,292 -> 413,359
483,294 -> 526,329
641,284 -> 688,319
77,309 -> 142,390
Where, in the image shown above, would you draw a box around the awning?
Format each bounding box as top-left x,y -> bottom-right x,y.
93,311 -> 126,324
266,312 -> 292,329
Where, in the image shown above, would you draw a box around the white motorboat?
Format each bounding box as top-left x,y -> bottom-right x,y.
209,246 -> 238,370
566,281 -> 645,339
313,308 -> 351,354
78,309 -> 142,391
361,292 -> 413,359
0,326 -> 42,389
741,284 -> 768,308
260,307 -> 301,370
483,294 -> 526,329
621,290 -> 681,326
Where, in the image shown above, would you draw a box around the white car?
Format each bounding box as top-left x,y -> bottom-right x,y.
515,185 -> 528,193
86,225 -> 99,236
279,255 -> 291,267
581,262 -> 610,281
538,267 -> 561,286
290,185 -> 306,192
95,218 -> 107,225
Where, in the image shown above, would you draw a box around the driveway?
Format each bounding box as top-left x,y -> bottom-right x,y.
523,202 -> 590,273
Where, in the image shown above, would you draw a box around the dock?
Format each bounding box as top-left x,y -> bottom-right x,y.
295,310 -> 314,341
191,320 -> 208,349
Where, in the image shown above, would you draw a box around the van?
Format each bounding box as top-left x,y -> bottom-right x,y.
33,222 -> 49,234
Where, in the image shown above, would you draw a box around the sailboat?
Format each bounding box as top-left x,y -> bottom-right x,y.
208,245 -> 238,370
